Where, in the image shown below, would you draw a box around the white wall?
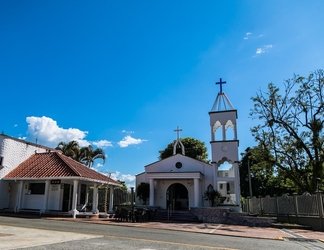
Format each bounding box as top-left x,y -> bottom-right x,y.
0,135 -> 48,209
47,184 -> 62,210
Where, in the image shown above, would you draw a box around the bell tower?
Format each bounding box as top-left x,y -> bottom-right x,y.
209,78 -> 241,210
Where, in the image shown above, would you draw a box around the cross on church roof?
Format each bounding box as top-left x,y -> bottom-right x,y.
216,78 -> 226,93
174,126 -> 182,140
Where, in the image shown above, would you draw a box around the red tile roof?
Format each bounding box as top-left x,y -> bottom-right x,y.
3,151 -> 120,186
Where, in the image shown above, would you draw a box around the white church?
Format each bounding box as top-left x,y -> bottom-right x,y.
136,79 -> 241,212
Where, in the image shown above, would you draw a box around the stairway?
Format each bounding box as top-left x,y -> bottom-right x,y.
155,209 -> 201,223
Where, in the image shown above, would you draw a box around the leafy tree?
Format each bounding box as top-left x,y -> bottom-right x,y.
80,145 -> 106,168
250,70 -> 324,193
204,189 -> 221,207
117,180 -> 128,191
56,140 -> 80,159
136,182 -> 150,205
239,147 -> 294,197
159,137 -> 209,163
56,141 -> 106,168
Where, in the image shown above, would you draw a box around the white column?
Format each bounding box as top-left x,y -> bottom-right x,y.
92,184 -> 99,213
233,123 -> 237,140
85,186 -> 89,205
213,163 -> 218,190
108,185 -> 114,213
194,178 -> 200,207
15,180 -> 24,213
70,180 -> 79,218
149,179 -> 154,206
42,180 -> 50,213
211,126 -> 215,141
222,124 -> 226,141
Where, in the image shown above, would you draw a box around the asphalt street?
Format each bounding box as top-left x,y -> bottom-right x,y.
1,215 -> 324,249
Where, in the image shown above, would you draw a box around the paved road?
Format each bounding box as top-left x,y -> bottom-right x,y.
1,216 -> 324,249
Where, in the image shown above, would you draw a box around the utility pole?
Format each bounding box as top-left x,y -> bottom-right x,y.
248,160 -> 253,197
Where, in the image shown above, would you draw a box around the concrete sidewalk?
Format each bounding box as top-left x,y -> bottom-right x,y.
46,216 -> 324,241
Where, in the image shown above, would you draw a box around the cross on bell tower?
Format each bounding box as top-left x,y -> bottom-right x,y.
216,78 -> 226,93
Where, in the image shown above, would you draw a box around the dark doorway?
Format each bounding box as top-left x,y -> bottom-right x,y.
80,184 -> 87,205
166,183 -> 188,210
62,184 -> 73,212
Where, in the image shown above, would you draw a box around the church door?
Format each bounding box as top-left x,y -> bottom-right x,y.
166,183 -> 188,210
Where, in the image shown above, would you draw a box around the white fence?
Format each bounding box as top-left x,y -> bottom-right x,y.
243,192 -> 324,217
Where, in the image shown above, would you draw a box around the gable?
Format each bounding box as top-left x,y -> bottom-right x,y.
144,154 -> 211,174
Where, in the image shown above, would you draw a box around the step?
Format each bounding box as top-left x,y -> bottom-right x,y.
155,210 -> 200,223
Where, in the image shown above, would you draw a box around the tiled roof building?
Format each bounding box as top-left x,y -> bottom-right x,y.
4,151 -> 119,185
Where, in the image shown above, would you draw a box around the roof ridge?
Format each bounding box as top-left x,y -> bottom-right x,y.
54,151 -> 81,176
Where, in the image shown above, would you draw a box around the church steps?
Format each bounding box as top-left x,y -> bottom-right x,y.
155,209 -> 201,223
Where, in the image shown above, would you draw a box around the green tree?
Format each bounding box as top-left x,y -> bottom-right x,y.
204,189 -> 221,207
239,147 -> 294,197
55,140 -> 80,159
56,141 -> 106,168
136,182 -> 150,205
80,145 -> 106,168
117,180 -> 128,191
250,70 -> 324,193
159,137 -> 209,163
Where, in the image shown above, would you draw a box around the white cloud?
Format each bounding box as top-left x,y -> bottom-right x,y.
95,163 -> 104,168
110,171 -> 136,190
121,130 -> 134,134
26,116 -> 89,147
92,140 -> 113,148
244,32 -> 252,40
117,135 -> 147,148
255,44 -> 274,55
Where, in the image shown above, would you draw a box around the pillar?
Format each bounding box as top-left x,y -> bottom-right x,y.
233,123 -> 237,140
149,179 -> 154,206
108,185 -> 114,213
194,178 -> 199,207
213,163 -> 217,190
42,180 -> 50,213
92,184 -> 99,214
15,180 -> 24,213
70,179 -> 79,218
211,126 -> 215,141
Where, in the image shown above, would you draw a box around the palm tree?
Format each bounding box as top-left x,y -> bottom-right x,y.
55,140 -> 80,160
80,145 -> 106,168
56,141 -> 106,168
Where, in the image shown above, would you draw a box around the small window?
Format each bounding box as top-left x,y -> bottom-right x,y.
29,183 -> 45,195
175,162 -> 182,169
220,184 -> 223,190
0,156 -> 3,166
225,173 -> 228,177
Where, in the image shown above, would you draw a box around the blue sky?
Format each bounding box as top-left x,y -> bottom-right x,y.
1,1 -> 324,189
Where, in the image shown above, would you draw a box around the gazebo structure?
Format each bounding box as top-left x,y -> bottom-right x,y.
2,151 -> 121,217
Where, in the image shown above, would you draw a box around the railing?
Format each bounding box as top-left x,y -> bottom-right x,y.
88,188 -> 132,212
167,200 -> 175,220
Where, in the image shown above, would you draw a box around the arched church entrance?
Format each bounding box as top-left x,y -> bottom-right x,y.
166,183 -> 189,210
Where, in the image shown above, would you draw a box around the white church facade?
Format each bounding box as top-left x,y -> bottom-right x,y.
136,78 -> 241,211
